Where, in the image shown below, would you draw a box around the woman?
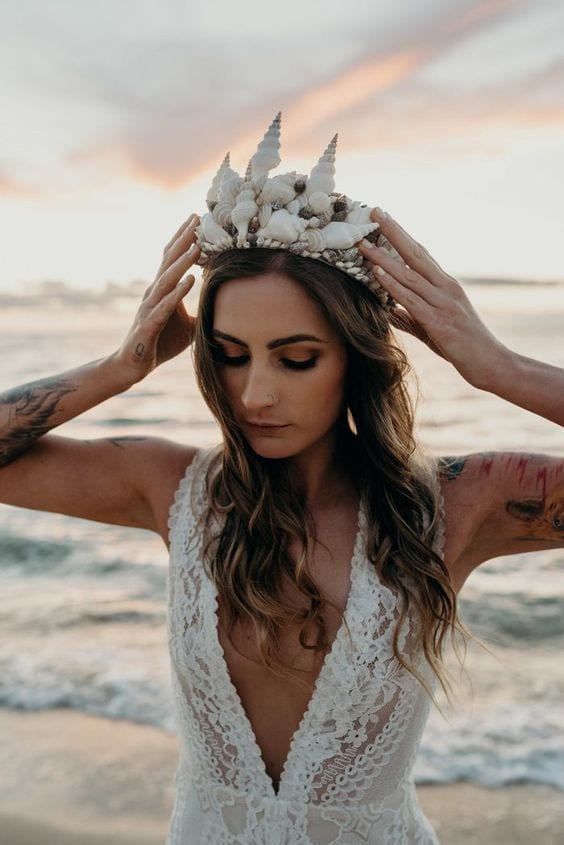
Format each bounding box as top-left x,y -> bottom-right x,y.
1,197 -> 563,841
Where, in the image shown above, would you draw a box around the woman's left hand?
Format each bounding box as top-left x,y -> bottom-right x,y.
358,209 -> 510,390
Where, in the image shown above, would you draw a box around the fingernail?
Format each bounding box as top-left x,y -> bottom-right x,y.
361,239 -> 373,249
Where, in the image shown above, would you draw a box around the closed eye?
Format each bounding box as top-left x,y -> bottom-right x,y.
215,353 -> 318,371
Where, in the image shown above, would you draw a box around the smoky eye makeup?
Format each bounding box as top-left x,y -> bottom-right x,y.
212,344 -> 319,371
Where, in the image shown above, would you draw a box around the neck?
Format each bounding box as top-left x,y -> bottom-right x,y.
287,425 -> 358,510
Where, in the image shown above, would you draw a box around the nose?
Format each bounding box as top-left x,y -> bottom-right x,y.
240,366 -> 277,410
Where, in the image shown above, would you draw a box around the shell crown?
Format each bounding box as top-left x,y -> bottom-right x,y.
195,111 -> 399,309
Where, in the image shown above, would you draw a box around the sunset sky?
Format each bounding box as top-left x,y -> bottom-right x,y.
1,0 -> 563,292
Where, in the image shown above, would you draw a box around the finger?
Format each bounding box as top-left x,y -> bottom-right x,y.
163,213 -> 199,254
145,244 -> 200,307
359,242 -> 444,308
389,308 -> 448,359
146,274 -> 196,331
368,210 -> 445,281
367,263 -> 436,323
160,215 -> 200,272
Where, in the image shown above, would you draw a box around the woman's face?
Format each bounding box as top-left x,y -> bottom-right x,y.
212,272 -> 349,459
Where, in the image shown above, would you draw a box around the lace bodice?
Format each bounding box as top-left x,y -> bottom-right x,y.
166,446 -> 444,844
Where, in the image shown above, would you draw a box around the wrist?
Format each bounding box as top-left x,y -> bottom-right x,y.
101,352 -> 145,392
470,342 -> 518,393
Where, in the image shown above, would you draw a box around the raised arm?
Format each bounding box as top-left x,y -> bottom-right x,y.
358,209 -> 563,426
0,214 -> 201,534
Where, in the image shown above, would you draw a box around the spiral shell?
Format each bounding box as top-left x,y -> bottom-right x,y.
299,228 -> 326,252
258,174 -> 296,207
199,213 -> 232,247
307,134 -> 337,197
212,198 -> 235,228
258,203 -> 273,228
321,221 -> 376,250
206,152 -> 238,210
250,111 -> 282,180
256,208 -> 307,244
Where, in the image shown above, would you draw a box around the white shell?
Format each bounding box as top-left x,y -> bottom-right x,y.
285,199 -> 300,214
231,189 -> 258,244
206,152 -> 236,208
258,203 -> 273,228
307,134 -> 337,196
258,173 -> 296,207
299,228 -> 325,251
308,191 -> 331,214
199,213 -> 232,246
212,198 -> 235,227
250,112 -> 282,180
256,209 -> 307,244
218,173 -> 243,203
322,221 -> 376,249
346,202 -> 373,226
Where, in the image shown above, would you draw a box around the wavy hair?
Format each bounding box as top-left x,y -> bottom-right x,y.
192,248 -> 468,699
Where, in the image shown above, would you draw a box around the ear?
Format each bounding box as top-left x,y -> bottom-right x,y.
505,497 -> 544,522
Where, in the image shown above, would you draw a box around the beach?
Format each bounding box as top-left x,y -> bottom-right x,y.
1,708 -> 563,844
1,281 -> 563,842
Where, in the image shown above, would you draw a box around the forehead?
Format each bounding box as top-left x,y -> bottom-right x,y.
213,273 -> 334,337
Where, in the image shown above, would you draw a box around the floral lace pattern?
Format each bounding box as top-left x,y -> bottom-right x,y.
166,446 -> 444,844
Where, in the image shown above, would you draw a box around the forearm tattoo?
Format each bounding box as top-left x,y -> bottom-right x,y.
0,376 -> 77,467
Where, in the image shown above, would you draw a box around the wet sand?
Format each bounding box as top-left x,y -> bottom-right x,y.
0,709 -> 563,844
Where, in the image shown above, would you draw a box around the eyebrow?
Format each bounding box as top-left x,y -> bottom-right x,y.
212,330 -> 328,350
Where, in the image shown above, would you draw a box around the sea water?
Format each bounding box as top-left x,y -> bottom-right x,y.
1,278 -> 563,788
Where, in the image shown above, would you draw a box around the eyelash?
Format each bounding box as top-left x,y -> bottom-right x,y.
215,352 -> 318,371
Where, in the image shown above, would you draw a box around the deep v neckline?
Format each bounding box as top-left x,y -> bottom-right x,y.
206,497 -> 366,800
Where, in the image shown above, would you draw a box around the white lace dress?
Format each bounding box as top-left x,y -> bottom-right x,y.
166,445 -> 444,844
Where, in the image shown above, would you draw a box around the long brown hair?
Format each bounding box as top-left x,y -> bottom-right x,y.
192,248 -> 467,698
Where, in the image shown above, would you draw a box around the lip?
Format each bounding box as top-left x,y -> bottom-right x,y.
246,422 -> 289,432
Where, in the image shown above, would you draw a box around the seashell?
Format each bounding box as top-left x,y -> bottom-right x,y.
332,211 -> 347,222
212,198 -> 236,228
258,203 -> 272,228
333,195 -> 348,213
296,193 -> 309,210
299,228 -> 326,252
307,216 -> 320,228
321,221 -> 376,250
294,179 -> 307,194
256,208 -> 307,244
248,216 -> 260,234
308,191 -> 331,214
258,174 -> 296,207
285,199 -> 300,215
307,134 -> 338,197
231,166 -> 258,245
346,201 -> 373,226
199,213 -> 232,246
298,206 -> 315,220
218,173 -> 243,204
206,152 -> 238,210
250,112 -> 282,180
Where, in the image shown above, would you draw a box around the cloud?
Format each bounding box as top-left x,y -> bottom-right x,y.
0,0 -> 561,198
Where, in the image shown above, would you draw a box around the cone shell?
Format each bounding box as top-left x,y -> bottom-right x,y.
212,198 -> 235,228
322,221 -> 376,249
206,152 -> 238,210
308,191 -> 331,214
307,134 -> 337,197
231,188 -> 258,243
250,112 -> 282,180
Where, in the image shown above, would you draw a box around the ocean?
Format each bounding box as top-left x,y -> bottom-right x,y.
1,278 -> 563,789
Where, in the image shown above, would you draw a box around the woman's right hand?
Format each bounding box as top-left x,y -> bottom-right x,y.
114,213 -> 201,383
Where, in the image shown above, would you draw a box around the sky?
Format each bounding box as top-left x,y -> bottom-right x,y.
1,0 -> 563,292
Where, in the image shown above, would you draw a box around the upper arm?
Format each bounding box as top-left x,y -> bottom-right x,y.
438,451 -> 564,589
0,433 -> 198,536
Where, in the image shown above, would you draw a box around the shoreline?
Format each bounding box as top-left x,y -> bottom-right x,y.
1,708 -> 563,844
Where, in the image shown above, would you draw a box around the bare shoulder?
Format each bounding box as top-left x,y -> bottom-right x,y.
123,436 -> 201,546
437,451 -> 564,592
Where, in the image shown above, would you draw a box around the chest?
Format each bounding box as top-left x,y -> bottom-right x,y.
215,503 -> 361,789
